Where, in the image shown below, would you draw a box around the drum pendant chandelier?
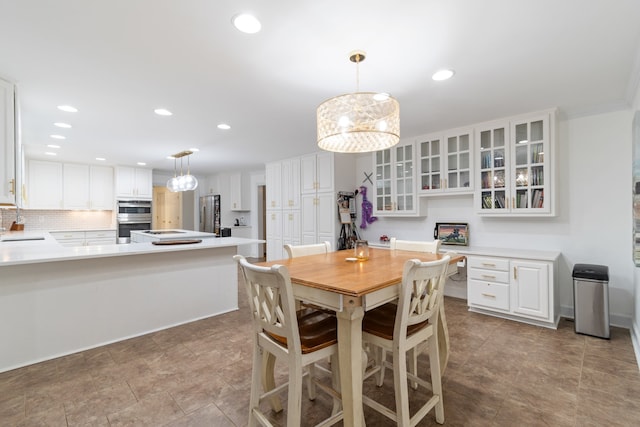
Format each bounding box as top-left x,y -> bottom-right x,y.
317,51 -> 400,153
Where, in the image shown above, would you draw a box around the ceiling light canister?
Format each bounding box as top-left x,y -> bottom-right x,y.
317,51 -> 400,153
432,69 -> 455,81
233,14 -> 261,34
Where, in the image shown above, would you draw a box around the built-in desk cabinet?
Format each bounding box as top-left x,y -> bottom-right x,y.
475,110 -> 556,216
417,128 -> 474,195
467,253 -> 557,328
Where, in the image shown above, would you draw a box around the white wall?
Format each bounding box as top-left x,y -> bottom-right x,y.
354,110 -> 635,327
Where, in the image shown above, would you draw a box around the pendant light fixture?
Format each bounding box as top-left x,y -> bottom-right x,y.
167,150 -> 198,192
317,50 -> 400,153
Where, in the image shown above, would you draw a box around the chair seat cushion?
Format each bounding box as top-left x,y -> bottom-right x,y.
267,308 -> 338,354
362,303 -> 427,340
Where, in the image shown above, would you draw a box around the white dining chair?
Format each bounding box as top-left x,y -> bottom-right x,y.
234,255 -> 343,427
362,256 -> 450,426
284,241 -> 332,258
389,237 -> 441,253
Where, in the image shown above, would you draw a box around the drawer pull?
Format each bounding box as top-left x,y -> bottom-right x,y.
481,262 -> 496,267
481,274 -> 496,280
481,293 -> 496,298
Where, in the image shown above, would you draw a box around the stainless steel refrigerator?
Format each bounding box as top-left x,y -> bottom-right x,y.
199,194 -> 221,235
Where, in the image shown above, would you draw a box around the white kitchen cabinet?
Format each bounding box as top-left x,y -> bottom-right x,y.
301,151 -> 333,194
281,158 -> 301,210
265,162 -> 282,210
417,128 -> 474,195
0,77 -> 18,206
229,172 -> 250,211
467,254 -> 556,327
301,192 -> 335,244
51,230 -> 116,246
28,160 -> 63,209
266,209 -> 283,261
373,140 -> 425,216
115,166 -> 152,199
63,164 -> 90,209
475,110 -> 555,216
89,165 -> 114,210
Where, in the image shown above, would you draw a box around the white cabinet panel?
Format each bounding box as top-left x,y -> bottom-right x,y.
28,160 -> 63,209
63,164 -> 90,209
89,166 -> 113,210
0,78 -> 16,205
511,260 -> 549,320
115,167 -> 152,199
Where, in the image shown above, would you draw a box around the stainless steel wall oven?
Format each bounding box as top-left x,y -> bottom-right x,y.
116,200 -> 152,243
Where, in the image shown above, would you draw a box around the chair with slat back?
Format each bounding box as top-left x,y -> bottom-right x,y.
284,241 -> 332,258
362,256 -> 450,426
389,237 -> 441,253
234,255 -> 343,427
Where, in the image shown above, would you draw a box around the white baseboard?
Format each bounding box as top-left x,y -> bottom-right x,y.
632,323 -> 640,371
560,304 -> 632,329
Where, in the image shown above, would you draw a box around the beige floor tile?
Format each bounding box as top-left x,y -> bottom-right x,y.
107,391 -> 184,426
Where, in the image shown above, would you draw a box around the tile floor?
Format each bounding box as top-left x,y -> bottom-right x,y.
1,267 -> 640,426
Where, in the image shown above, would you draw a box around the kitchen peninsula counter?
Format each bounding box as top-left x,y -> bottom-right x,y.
0,235 -> 262,373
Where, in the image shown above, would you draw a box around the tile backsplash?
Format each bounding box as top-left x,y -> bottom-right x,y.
1,209 -> 115,231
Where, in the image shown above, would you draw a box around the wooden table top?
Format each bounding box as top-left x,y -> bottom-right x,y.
257,248 -> 464,298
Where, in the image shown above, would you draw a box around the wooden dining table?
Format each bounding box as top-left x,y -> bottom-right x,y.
257,247 -> 464,426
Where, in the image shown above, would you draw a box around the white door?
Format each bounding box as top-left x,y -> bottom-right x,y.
511,260 -> 549,320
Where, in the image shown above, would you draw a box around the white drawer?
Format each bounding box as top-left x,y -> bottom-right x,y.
468,256 -> 509,272
57,238 -> 86,247
50,231 -> 85,240
85,230 -> 116,239
468,279 -> 510,311
468,268 -> 509,284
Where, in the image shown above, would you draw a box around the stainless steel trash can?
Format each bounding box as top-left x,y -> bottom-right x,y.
573,264 -> 609,339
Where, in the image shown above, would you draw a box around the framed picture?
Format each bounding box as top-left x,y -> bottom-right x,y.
434,223 -> 469,246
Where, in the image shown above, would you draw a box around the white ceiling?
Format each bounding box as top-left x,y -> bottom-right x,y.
1,0 -> 640,175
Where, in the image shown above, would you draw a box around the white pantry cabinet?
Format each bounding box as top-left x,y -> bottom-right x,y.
0,77 -> 19,206
467,253 -> 557,328
115,166 -> 152,199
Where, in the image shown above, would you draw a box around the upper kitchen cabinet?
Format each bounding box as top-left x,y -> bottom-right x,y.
28,161 -> 114,210
474,110 -> 556,216
28,160 -> 63,209
229,172 -> 250,211
115,166 -> 152,199
417,128 -> 474,196
373,140 -> 426,216
0,77 -> 21,206
301,151 -> 334,194
265,161 -> 282,210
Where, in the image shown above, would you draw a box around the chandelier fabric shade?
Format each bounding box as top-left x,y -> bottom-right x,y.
317,50 -> 400,153
317,92 -> 400,153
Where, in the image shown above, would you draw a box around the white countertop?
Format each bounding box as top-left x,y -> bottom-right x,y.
0,231 -> 263,267
369,241 -> 560,262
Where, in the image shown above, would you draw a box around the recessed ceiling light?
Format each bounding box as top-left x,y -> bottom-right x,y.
232,13 -> 261,34
50,134 -> 66,140
45,152 -> 57,156
54,122 -> 72,128
217,123 -> 231,130
154,108 -> 173,116
137,162 -> 146,166
57,105 -> 78,113
189,148 -> 200,152
47,144 -> 61,149
432,69 -> 455,81
96,157 -> 106,161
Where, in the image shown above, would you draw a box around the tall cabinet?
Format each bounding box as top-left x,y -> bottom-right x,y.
0,77 -> 21,206
475,110 -> 555,216
266,152 -> 355,261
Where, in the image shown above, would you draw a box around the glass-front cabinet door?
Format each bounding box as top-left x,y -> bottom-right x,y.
475,110 -> 554,216
373,141 -> 419,215
418,129 -> 473,195
477,123 -> 508,212
511,115 -> 550,213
